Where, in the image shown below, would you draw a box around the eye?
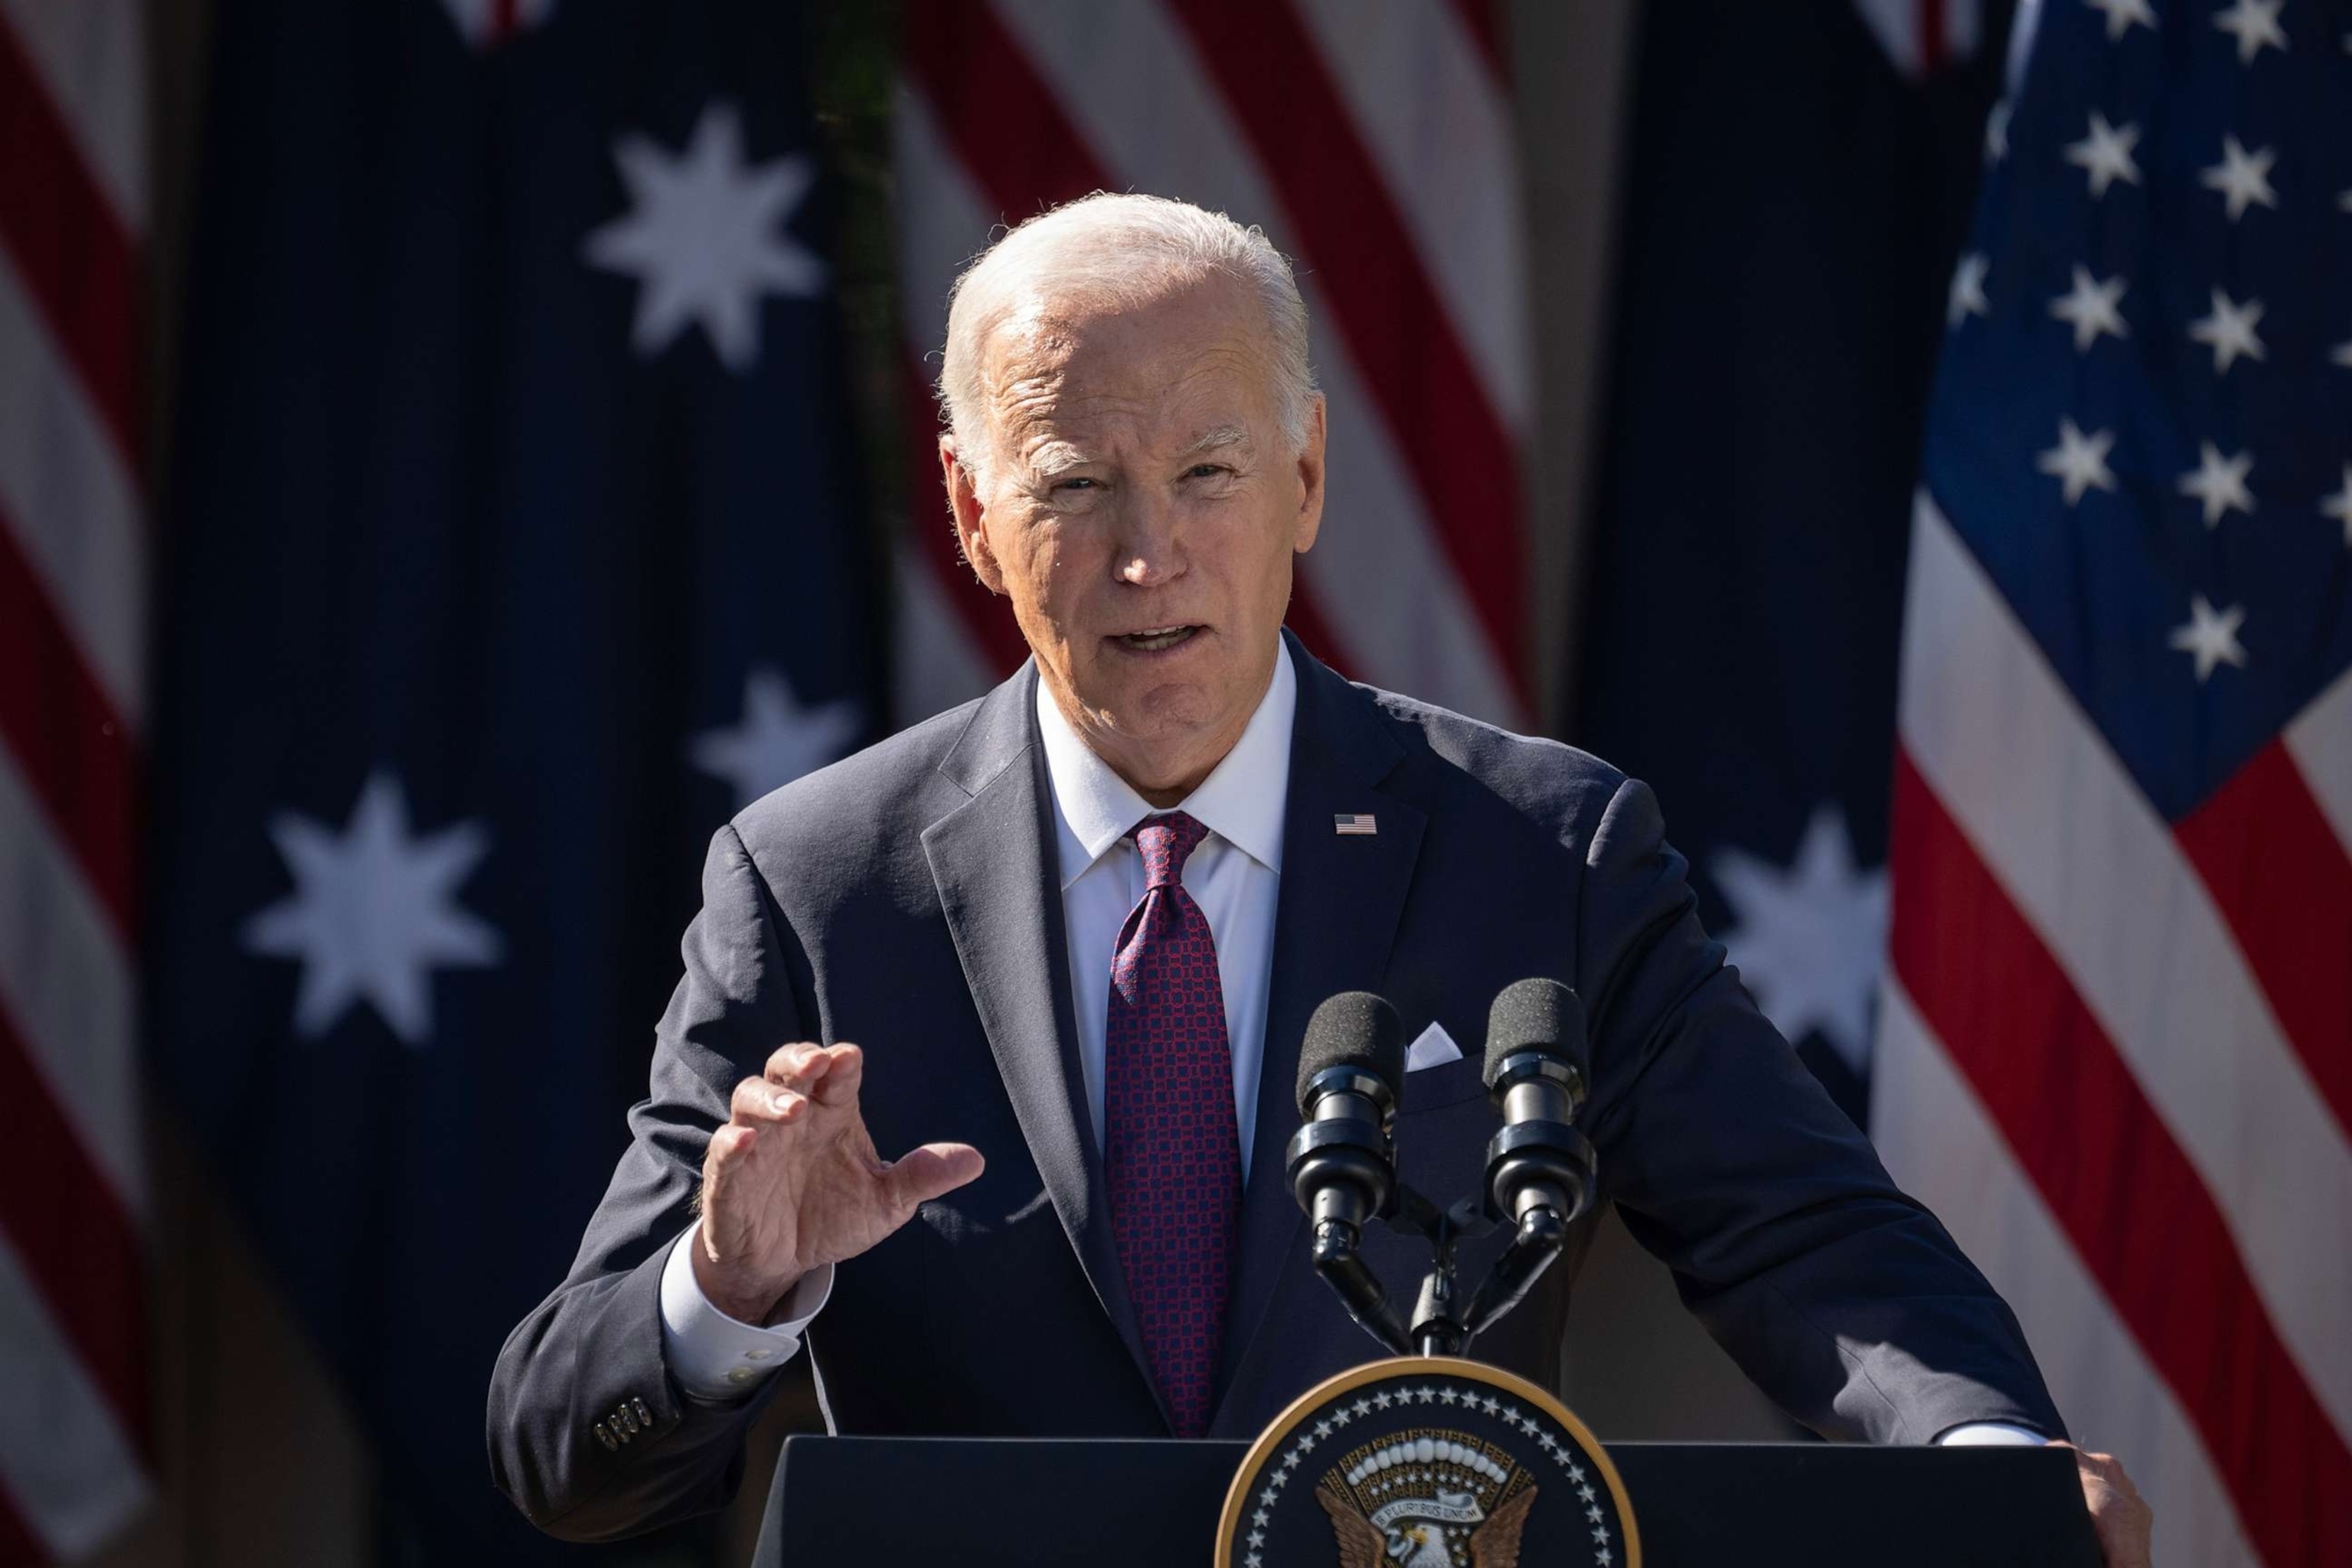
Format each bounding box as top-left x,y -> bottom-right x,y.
1053,477 -> 1097,492
1184,463 -> 1228,480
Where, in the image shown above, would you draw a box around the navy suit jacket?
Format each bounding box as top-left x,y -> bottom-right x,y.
487,632 -> 2062,1543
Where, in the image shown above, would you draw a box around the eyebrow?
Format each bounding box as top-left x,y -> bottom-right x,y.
1023,424 -> 1253,480
1181,424 -> 1252,458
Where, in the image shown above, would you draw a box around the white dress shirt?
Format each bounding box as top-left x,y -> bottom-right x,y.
655,640 -> 2045,1442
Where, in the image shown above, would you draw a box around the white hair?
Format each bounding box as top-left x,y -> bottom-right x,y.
936,192 -> 1319,488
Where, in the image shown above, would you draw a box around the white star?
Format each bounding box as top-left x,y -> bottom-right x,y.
2187,289 -> 2267,374
1710,804 -> 1889,1077
2065,111 -> 2142,198
1587,1503 -> 1607,1524
2169,595 -> 2249,681
582,102 -> 825,371
2086,0 -> 2158,38
2048,266 -> 2130,351
1438,1388 -> 1459,1405
1984,100 -> 2011,164
242,772 -> 503,1047
1947,253 -> 1991,328
2037,417 -> 2120,505
2321,465 -> 2352,547
2200,135 -> 2280,220
2212,0 -> 2286,63
691,665 -> 863,810
2177,441 -> 2256,526
1480,1397 -> 1501,1415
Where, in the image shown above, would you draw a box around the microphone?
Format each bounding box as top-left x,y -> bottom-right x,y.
1288,991 -> 1406,1233
1480,978 -> 1595,1226
1462,978 -> 1599,1342
1285,991 -> 1411,1354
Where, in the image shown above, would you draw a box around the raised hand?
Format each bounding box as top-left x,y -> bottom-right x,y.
691,1041 -> 984,1325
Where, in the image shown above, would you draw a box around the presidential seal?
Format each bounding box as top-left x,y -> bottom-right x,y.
1214,1358 -> 1638,1568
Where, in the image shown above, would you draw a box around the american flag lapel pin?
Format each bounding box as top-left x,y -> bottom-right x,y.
1333,813 -> 1377,836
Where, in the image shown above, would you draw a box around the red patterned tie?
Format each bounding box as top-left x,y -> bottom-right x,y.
1105,810 -> 1242,1439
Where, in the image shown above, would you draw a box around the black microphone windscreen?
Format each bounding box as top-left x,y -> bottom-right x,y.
1482,978 -> 1588,1087
1294,991 -> 1406,1115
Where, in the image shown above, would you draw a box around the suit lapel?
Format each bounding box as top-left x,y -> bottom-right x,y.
1215,635 -> 1426,1415
920,665 -> 1165,1421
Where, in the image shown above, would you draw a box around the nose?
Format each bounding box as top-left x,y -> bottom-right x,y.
1112,487 -> 1184,587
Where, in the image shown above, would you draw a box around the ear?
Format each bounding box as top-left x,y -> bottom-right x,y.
1289,396 -> 1328,555
941,435 -> 1008,596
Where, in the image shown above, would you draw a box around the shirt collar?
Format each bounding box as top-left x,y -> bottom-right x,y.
1035,637 -> 1296,890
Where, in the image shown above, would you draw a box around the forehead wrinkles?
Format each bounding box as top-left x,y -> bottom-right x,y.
989,329 -> 1271,469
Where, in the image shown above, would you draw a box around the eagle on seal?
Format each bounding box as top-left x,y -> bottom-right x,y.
1315,1483 -> 1537,1568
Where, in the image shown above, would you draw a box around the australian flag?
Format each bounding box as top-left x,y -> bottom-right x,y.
149,0 -> 876,1555
1573,0 -> 2014,1125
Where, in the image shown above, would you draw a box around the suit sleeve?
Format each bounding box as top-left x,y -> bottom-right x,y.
486,823 -> 806,1540
1573,776 -> 2066,1445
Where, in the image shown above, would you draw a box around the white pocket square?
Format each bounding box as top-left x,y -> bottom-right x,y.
1404,1021 -> 1464,1072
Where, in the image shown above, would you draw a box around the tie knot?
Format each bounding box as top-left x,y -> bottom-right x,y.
1129,811 -> 1210,890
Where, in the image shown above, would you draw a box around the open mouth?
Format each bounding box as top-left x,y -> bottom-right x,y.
1113,625 -> 1202,652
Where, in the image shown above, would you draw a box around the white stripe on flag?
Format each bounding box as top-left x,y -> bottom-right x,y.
0,741 -> 142,1212
1873,977 -> 2259,1566
0,248 -> 147,728
1289,0 -> 1530,432
891,82 -> 988,373
0,1230 -> 148,1557
982,0 -> 1521,726
892,541 -> 998,725
2285,665 -> 2352,861
1900,488 -> 2352,1447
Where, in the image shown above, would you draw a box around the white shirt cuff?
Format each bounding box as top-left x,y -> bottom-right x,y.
1934,1421 -> 2050,1446
657,1224 -> 831,1401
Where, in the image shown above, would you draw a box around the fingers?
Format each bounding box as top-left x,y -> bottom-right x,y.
2055,1444 -> 2154,1568
880,1141 -> 986,1212
762,1041 -> 866,1105
730,1073 -> 808,1128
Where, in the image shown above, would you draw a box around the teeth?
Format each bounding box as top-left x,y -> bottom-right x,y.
1121,626 -> 1194,649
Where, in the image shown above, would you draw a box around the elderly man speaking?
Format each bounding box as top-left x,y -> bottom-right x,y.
488,194 -> 2148,1561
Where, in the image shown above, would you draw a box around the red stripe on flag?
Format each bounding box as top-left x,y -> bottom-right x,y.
1449,0 -> 1510,81
0,1001 -> 147,1449
0,19 -> 142,466
0,512 -> 138,939
1161,0 -> 1526,695
1889,746 -> 2352,1568
902,0 -> 1110,215
0,1483 -> 44,1564
2175,740 -> 2352,1145
1918,0 -> 1948,74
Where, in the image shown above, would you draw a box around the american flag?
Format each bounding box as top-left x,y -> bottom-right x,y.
0,0 -> 153,1558
889,0 -> 1528,728
1872,3 -> 2351,1564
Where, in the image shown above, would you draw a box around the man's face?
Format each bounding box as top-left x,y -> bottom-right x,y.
944,276 -> 1326,801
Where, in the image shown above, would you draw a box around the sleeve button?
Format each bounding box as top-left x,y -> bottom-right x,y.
593,1422 -> 616,1452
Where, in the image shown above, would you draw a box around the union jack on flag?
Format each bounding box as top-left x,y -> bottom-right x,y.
1872,3 -> 2351,1564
